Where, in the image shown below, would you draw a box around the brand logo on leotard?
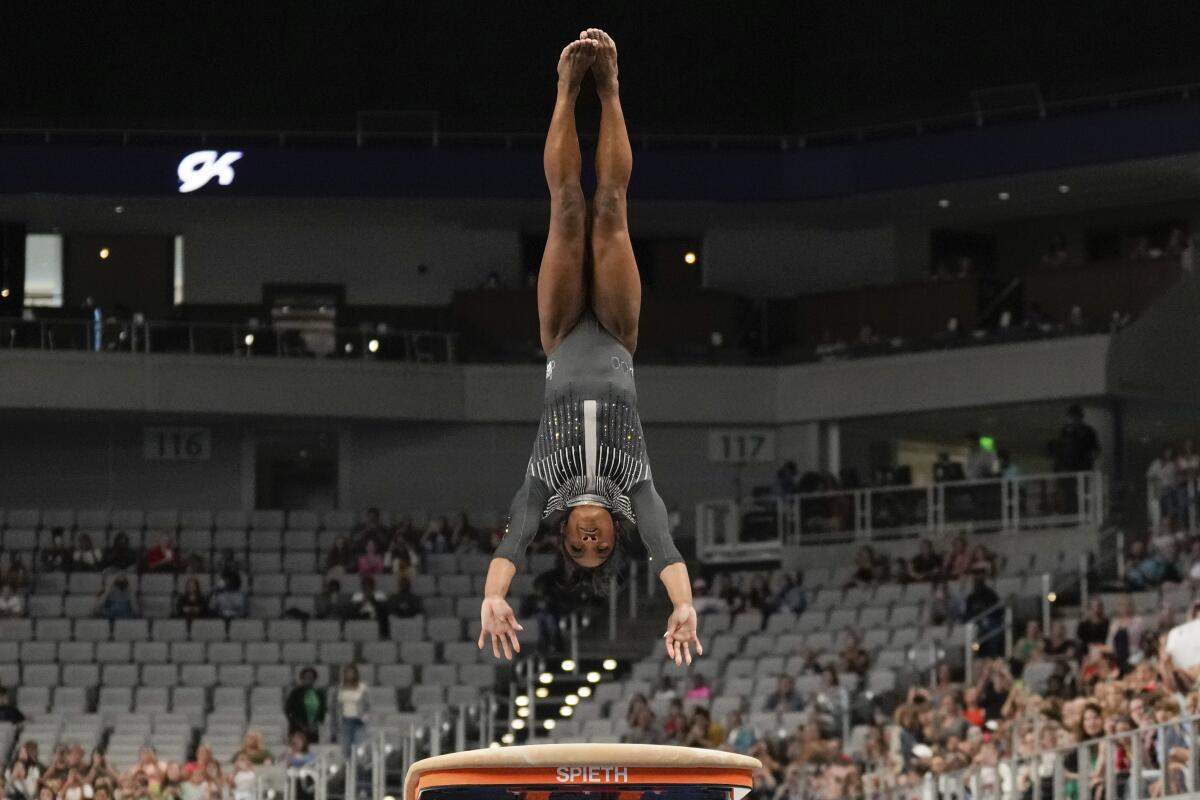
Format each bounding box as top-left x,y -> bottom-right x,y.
545,360 -> 555,381
611,356 -> 634,376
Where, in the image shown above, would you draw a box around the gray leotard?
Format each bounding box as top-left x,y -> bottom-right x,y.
494,311 -> 682,571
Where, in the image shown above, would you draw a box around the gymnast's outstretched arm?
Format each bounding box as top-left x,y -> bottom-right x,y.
479,472 -> 549,660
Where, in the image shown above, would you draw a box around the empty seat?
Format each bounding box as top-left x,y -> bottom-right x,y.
228,619 -> 266,642
244,642 -> 281,664
22,663 -> 60,687
425,617 -> 461,643
214,529 -> 247,550
409,685 -> 445,709
68,573 -> 104,594
342,620 -> 379,643
251,574 -> 286,596
279,642 -> 317,664
135,687 -> 170,713
282,552 -> 316,573
256,665 -> 292,687
0,620 -> 32,643
286,511 -> 319,531
399,641 -> 435,665
421,664 -> 458,686
63,664 -> 100,688
132,642 -> 169,664
190,619 -> 227,642
390,617 -> 425,641
218,664 -> 255,688
250,510 -> 285,530
208,643 -> 244,664
460,664 -> 495,687
140,574 -> 175,596
75,619 -> 111,643
102,664 -> 141,688
247,596 -> 282,619
28,596 -> 64,618
16,686 -> 49,714
305,620 -> 341,642
216,511 -> 248,530
442,642 -> 480,665
179,529 -> 213,553
376,664 -> 415,688
322,510 -> 354,531
111,509 -> 146,531
180,664 -> 217,687
148,509 -> 183,529
3,529 -> 37,551
19,641 -> 55,662
319,642 -> 356,665
248,553 -> 282,572
35,618 -> 72,641
142,665 -> 178,687
64,596 -> 98,618
58,642 -> 95,663
363,643 -> 398,665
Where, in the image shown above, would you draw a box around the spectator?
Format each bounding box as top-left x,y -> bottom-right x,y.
1107,595 -> 1144,667
943,535 -> 972,580
968,544 -> 996,577
685,674 -> 712,702
391,577 -> 423,618
384,530 -> 420,579
1012,620 -> 1044,666
102,532 -> 138,571
72,533 -> 103,571
963,433 -> 997,480
775,461 -> 799,496
39,529 -> 71,572
348,575 -> 390,636
1041,621 -> 1078,664
355,540 -> 385,576
621,705 -> 663,745
216,549 -> 244,584
232,729 -> 273,766
96,574 -> 138,620
1054,404 -> 1100,473
144,534 -> 179,572
285,668 -> 327,743
722,710 -> 756,754
847,547 -> 876,586
331,664 -> 371,759
0,687 -> 25,724
1076,597 -> 1110,649
282,730 -> 315,770
1147,445 -> 1182,532
691,578 -> 727,615
653,676 -> 678,704
181,744 -> 214,779
523,568 -> 566,655
682,707 -> 723,749
314,579 -> 345,620
910,539 -> 942,582
963,572 -> 1002,656
352,508 -> 390,555
208,573 -> 246,620
174,578 -> 209,621
229,755 -> 257,800
448,512 -> 483,554
933,452 -> 965,483
324,535 -> 355,576
0,581 -> 23,618
839,631 -> 870,676
764,675 -> 803,712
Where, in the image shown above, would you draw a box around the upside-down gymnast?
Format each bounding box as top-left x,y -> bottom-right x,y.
478,29 -> 702,666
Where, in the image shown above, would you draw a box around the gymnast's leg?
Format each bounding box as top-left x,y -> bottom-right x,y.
537,38 -> 595,355
583,28 -> 640,354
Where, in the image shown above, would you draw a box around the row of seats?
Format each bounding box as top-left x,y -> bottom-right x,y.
0,508 -> 500,533
0,615 -> 510,645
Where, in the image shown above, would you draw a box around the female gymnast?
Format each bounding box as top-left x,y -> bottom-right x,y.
478,29 -> 702,666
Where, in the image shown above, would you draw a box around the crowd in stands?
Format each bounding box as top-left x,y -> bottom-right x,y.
1145,438 -> 1200,534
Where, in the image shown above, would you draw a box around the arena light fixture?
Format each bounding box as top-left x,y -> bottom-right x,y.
565,694 -> 579,706
243,333 -> 255,347
515,695 -> 529,707
560,659 -> 576,672
559,706 -> 573,717
602,658 -> 617,670
543,719 -> 556,731
1058,184 -> 1071,194
997,191 -> 1010,201
489,742 -> 501,749
367,338 -> 380,353
517,707 -> 530,718
937,199 -> 950,208
586,671 -> 601,683
577,686 -> 592,698
1047,592 -> 1057,603
683,251 -> 697,265
500,733 -> 514,744
538,672 -> 554,684
0,288 -> 8,298
535,687 -> 549,699
99,247 -> 111,260
114,205 -> 125,214
511,718 -> 526,731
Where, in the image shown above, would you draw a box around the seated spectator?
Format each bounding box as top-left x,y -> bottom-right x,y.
102,532 -> 139,571
662,698 -> 688,742
838,631 -> 870,676
124,746 -> 166,786
766,570 -> 805,615
722,710 -> 756,754
775,461 -> 799,496
208,573 -> 246,620
448,512 -> 484,554
348,575 -> 390,636
652,676 -> 678,704
40,528 -> 72,571
1107,594 -> 1144,667
685,674 -> 712,702
324,535 -> 355,576
144,534 -> 179,572
1076,597 -> 1110,649
1127,536 -> 1177,589
384,530 -> 420,579
283,731 -> 315,770
182,744 -> 214,778
682,707 -> 723,749
391,578 -> 423,618
891,557 -> 913,584
216,548 -> 244,582
174,578 -> 209,621
1041,621 -> 1078,663
621,705 -> 663,745
963,572 -> 1003,656
0,581 -> 23,618
961,686 -> 986,728
355,540 -> 385,576
314,579 -> 345,620
352,507 -> 390,555
1013,620 -> 1044,666
847,547 -> 877,586
690,578 -> 727,615
933,452 -> 965,483
968,544 -> 996,576
72,533 -> 103,571
233,729 -> 274,766
285,668 -> 326,743
764,674 -> 803,712
229,755 -> 258,800
943,535 -> 972,579
96,575 -> 138,620
0,686 -> 25,724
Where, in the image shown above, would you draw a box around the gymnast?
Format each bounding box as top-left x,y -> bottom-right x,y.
478,29 -> 702,666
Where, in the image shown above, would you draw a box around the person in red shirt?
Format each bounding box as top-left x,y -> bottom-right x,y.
144,534 -> 179,572
962,686 -> 986,728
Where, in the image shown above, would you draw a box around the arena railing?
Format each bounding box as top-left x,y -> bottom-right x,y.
695,471 -> 1105,564
4,80 -> 1199,152
0,316 -> 457,363
868,710 -> 1200,800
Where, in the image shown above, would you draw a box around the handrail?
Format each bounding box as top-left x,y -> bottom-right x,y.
2,80 -> 1198,153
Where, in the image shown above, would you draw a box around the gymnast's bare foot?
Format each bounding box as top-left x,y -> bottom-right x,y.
557,38 -> 595,93
582,28 -> 619,97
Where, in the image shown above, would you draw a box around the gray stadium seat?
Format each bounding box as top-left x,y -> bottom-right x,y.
6,509 -> 39,528
251,510 -> 284,530
20,641 -> 55,662
141,574 -> 175,596
0,642 -> 15,663
135,687 -> 170,713
442,642 -> 480,665
389,617 -> 424,641
214,529 -> 246,551
148,509 -> 183,530
132,642 -> 169,664
190,619 -> 227,642
28,596 -> 64,618
280,642 -> 316,664
249,553 -> 281,572
58,642 -> 95,663
460,664 -> 495,687
426,617 -> 461,643
252,574 -> 286,596
179,529 -> 213,553
321,510 -> 354,531
0,620 -> 32,642
36,618 -> 72,641
63,664 -> 100,688
180,664 -> 217,687
103,664 -> 140,688
208,642 -> 244,664
256,665 -> 292,687
409,685 -> 445,709
75,619 -> 111,642
63,595 -> 97,618
17,686 -> 49,714
287,511 -> 319,531
23,663 -> 60,687
170,642 -> 206,663
216,511 -> 248,530
3,529 -> 36,551
282,552 -> 317,573
305,620 -> 341,642
218,665 -> 255,688
76,509 -> 111,530
342,620 -> 379,643
289,574 -> 323,596
68,573 -> 104,594
245,642 -> 281,664
421,664 -> 458,686
142,665 -> 178,687
247,596 -> 282,619
362,642 -> 398,664
319,642 -> 356,664
399,641 -> 435,666
376,664 -> 415,688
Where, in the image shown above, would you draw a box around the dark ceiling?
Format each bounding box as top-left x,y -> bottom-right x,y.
5,1 -> 1200,135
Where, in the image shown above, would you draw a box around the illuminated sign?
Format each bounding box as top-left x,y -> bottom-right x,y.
555,767 -> 629,783
177,150 -> 243,193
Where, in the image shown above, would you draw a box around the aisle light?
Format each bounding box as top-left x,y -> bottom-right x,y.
577,686 -> 592,698
511,718 -> 526,730
535,687 -> 549,699
602,658 -> 617,670
683,251 -> 697,265
538,672 -> 554,684
560,659 -> 576,672
517,707 -> 529,718
565,694 -> 579,706
586,671 -> 601,683
515,695 -> 529,707
559,706 -> 573,717
99,247 -> 111,259
543,719 -> 556,731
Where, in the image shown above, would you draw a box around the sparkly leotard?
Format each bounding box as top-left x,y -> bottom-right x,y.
493,311 -> 682,571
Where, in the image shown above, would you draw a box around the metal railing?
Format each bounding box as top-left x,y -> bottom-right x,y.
696,471 -> 1105,563
0,316 -> 457,363
5,80 -> 1200,152
872,711 -> 1200,800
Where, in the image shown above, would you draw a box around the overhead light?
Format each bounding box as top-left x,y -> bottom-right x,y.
367,338 -> 380,353
543,719 -> 556,731
1047,592 -> 1057,603
577,686 -> 592,698
535,687 -> 549,699
1058,184 -> 1071,194
683,251 -> 697,265
997,191 -> 1010,201
538,672 -> 554,684
559,706 -> 573,717
565,694 -> 579,706
560,659 -> 576,672
114,205 -> 125,214
243,333 -> 255,347
99,247 -> 111,259
937,199 -> 950,208
517,707 -> 530,718
0,288 -> 8,299
515,695 -> 529,707
586,671 -> 601,683
602,658 -> 617,670
511,718 -> 526,731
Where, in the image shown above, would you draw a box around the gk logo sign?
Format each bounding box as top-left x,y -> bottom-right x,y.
177,150 -> 243,193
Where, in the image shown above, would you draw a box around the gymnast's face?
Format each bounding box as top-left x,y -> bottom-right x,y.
563,504 -> 616,567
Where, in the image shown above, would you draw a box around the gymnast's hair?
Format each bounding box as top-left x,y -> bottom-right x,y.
555,514 -> 631,604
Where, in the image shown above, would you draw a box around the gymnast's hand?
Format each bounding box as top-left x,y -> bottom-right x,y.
478,596 -> 523,660
663,603 -> 703,666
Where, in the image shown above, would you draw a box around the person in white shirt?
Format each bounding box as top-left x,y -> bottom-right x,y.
331,665 -> 371,759
0,581 -> 22,617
